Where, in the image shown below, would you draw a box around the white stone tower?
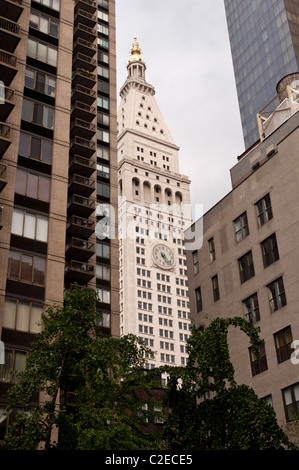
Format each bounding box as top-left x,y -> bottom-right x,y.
117,37 -> 192,374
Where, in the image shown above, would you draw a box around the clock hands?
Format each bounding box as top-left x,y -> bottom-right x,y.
161,251 -> 171,265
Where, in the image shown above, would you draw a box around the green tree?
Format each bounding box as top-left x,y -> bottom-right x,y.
160,317 -> 298,450
2,288 -> 163,450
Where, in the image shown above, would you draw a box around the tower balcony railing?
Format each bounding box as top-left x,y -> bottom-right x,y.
67,215 -> 95,238
73,23 -> 96,42
66,237 -> 95,261
75,0 -> 97,14
71,83 -> 96,105
71,100 -> 96,122
74,8 -> 97,28
71,117 -> 96,140
0,16 -> 21,52
0,86 -> 14,121
0,49 -> 17,85
70,135 -> 96,158
69,173 -> 95,197
73,52 -> 97,73
73,37 -> 97,58
1,0 -> 24,22
65,260 -> 95,283
72,68 -> 96,89
68,193 -> 95,218
0,162 -> 7,192
69,154 -> 96,177
0,122 -> 11,157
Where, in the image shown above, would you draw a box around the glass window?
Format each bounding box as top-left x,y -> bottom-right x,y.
20,255 -> 33,282
47,47 -> 57,67
3,298 -> 16,330
16,301 -> 30,332
27,38 -> 37,58
46,75 -> 56,97
33,257 -> 46,285
234,212 -> 249,242
22,99 -> 33,121
36,215 -> 48,242
43,106 -> 54,129
29,12 -> 39,29
36,71 -> 46,93
42,139 -> 52,163
242,293 -> 260,324
27,173 -> 38,198
11,209 -> 24,236
25,68 -> 35,89
23,212 -> 36,239
31,137 -> 41,160
39,176 -> 50,201
8,252 -> 20,279
261,233 -> 279,268
274,326 -> 293,364
37,42 -> 47,62
18,132 -> 30,157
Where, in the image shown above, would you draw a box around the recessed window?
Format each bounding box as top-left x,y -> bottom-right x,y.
274,326 -> 293,364
27,38 -> 57,67
242,293 -> 260,324
255,193 -> 273,227
261,233 -> 279,268
238,251 -> 255,284
212,275 -> 220,301
267,277 -> 287,313
249,344 -> 268,376
282,383 -> 299,422
195,286 -> 202,312
15,169 -> 50,202
30,11 -> 59,38
234,212 -> 249,243
3,298 -> 43,333
21,99 -> 54,129
208,237 -> 216,262
11,209 -> 48,242
7,251 -> 46,286
19,132 -> 52,164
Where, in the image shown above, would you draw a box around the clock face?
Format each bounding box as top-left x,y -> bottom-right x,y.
152,243 -> 175,269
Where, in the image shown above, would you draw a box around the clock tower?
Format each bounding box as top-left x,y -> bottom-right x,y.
117,37 -> 192,373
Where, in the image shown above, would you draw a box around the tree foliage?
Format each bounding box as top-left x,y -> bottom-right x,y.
2,288 -> 163,450
159,317 -> 298,450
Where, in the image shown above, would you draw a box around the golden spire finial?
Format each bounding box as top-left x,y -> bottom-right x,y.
128,34 -> 144,64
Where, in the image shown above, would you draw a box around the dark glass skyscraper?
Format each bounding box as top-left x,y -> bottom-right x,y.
224,0 -> 299,149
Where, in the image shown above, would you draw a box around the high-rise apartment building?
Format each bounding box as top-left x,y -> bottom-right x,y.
224,0 -> 299,149
117,38 -> 192,374
186,74 -> 299,430
0,0 -> 118,438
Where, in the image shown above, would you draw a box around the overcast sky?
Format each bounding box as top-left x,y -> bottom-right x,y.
115,0 -> 246,214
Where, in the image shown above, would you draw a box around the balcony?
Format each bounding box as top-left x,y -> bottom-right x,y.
71,100 -> 96,123
70,118 -> 96,140
0,122 -> 11,157
71,84 -> 96,105
0,16 -> 21,52
0,49 -> 17,85
69,174 -> 95,198
73,52 -> 97,73
66,237 -> 95,261
73,37 -> 97,58
67,215 -> 95,238
0,86 -> 14,121
74,9 -> 97,28
65,260 -> 95,283
73,23 -> 96,43
70,135 -> 95,159
68,194 -> 95,218
72,68 -> 96,89
75,0 -> 97,14
0,163 -> 7,192
69,155 -> 95,177
0,0 -> 23,22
